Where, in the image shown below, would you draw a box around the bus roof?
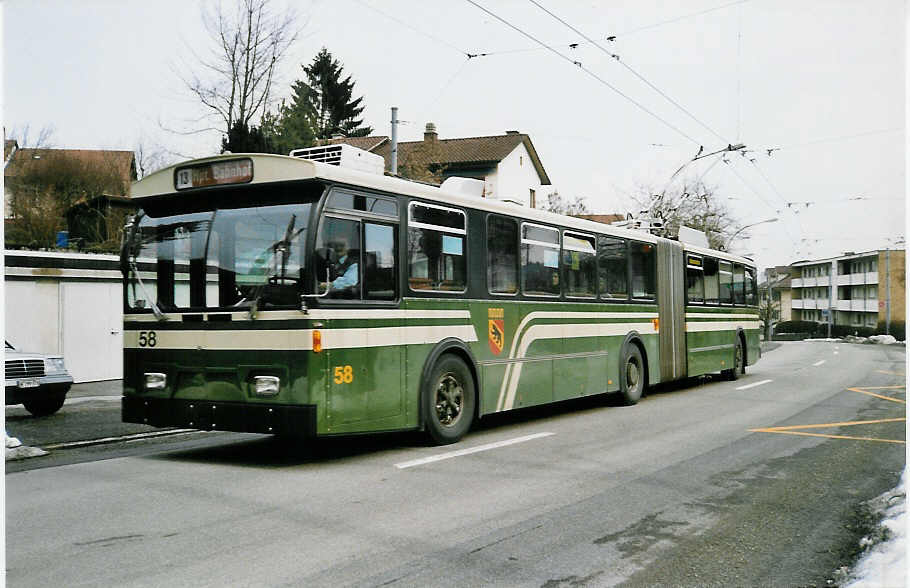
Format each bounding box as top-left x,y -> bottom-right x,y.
132,153 -> 754,267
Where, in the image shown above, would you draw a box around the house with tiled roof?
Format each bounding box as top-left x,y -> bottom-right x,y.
4,146 -> 137,247
326,123 -> 551,208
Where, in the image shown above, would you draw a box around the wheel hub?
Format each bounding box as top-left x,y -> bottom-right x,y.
435,373 -> 464,427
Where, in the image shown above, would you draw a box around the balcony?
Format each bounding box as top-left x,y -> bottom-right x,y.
836,272 -> 878,286
836,299 -> 879,312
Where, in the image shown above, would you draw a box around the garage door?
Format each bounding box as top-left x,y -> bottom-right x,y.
62,282 -> 123,382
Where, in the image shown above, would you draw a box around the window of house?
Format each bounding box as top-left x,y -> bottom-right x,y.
563,232 -> 596,297
598,236 -> 628,300
629,241 -> 656,300
407,202 -> 466,292
521,223 -> 560,296
686,254 -> 704,304
704,257 -> 719,304
487,215 -> 518,294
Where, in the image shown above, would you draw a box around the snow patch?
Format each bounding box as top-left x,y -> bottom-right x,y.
5,430 -> 48,461
844,468 -> 907,587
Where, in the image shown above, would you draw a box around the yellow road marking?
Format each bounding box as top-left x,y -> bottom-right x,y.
847,387 -> 906,404
750,383 -> 906,444
752,417 -> 906,432
876,370 -> 905,376
749,429 -> 906,445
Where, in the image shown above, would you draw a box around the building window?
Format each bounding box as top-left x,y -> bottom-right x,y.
529,189 -> 536,209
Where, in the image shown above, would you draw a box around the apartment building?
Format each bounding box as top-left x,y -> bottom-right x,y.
790,249 -> 905,329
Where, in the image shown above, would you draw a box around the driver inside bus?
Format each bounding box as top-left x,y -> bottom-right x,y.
322,235 -> 359,292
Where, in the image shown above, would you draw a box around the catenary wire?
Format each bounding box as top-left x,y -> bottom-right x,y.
465,0 -> 703,146
527,0 -> 729,145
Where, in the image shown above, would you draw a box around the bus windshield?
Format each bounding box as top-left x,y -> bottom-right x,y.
124,201 -> 314,312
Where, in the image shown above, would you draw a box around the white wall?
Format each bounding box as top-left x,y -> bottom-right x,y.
4,251 -> 123,383
486,143 -> 545,207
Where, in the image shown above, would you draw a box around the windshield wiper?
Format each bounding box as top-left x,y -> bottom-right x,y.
244,214 -> 305,318
129,257 -> 167,321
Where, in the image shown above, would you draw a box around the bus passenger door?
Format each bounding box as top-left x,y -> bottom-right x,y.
319,208 -> 404,431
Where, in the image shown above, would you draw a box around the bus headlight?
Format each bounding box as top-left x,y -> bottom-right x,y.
145,372 -> 167,390
253,376 -> 280,397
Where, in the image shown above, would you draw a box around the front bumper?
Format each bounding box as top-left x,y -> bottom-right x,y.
122,396 -> 317,436
5,374 -> 74,404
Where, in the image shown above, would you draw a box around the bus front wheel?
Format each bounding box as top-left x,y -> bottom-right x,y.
619,344 -> 645,405
424,355 -> 475,445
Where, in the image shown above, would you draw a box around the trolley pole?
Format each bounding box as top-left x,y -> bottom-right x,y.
390,107 -> 399,175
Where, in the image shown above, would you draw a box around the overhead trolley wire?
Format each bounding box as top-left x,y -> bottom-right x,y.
354,0 -> 471,57
465,0 -> 703,147
612,0 -> 751,38
527,0 -> 729,145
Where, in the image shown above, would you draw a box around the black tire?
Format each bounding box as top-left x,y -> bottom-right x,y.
724,337 -> 745,381
23,393 -> 66,417
619,344 -> 646,405
423,355 -> 475,445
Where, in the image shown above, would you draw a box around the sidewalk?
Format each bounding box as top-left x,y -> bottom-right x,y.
67,379 -> 123,399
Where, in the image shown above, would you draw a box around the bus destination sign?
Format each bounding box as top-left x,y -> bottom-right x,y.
175,158 -> 253,190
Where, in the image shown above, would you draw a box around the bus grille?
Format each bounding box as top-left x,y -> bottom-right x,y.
6,360 -> 45,379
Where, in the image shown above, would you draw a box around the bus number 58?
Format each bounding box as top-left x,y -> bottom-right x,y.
333,365 -> 354,384
138,331 -> 157,347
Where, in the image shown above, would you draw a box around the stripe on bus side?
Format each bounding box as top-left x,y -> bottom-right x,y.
686,321 -> 761,332
123,324 -> 478,351
495,311 -> 659,412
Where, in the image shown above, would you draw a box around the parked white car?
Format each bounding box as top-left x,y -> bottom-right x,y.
5,341 -> 73,416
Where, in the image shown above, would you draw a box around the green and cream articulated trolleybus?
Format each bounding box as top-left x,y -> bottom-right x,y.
121,148 -> 760,444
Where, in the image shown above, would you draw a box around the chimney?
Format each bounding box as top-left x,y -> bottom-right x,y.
424,122 -> 438,142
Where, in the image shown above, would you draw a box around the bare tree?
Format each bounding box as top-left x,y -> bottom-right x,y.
134,138 -> 175,179
626,179 -> 742,250
544,191 -> 590,215
179,0 -> 300,138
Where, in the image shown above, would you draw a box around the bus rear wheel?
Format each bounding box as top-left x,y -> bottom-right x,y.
619,344 -> 645,405
424,355 -> 475,445
723,337 -> 745,381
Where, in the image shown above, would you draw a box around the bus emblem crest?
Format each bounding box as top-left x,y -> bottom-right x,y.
488,308 -> 505,355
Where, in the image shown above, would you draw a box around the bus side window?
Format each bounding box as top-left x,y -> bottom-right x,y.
563,232 -> 596,298
521,223 -> 560,296
686,255 -> 704,304
487,215 -> 518,294
745,266 -> 757,306
363,223 -> 397,300
733,263 -> 745,305
316,217 -> 362,299
408,202 -> 466,292
598,236 -> 628,300
704,257 -> 720,304
629,241 -> 656,300
719,260 -> 733,304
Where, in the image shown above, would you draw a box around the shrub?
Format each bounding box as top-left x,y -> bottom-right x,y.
876,320 -> 906,341
773,320 -> 823,336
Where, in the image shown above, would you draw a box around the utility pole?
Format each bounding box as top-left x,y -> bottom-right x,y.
390,107 -> 399,175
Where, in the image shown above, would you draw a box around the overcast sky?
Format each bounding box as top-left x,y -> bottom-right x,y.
3,0 -> 905,273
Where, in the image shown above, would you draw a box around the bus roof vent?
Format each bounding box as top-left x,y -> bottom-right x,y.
290,144 -> 385,175
677,225 -> 710,248
440,176 -> 485,199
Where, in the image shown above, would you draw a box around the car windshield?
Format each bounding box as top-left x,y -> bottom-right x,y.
125,200 -> 315,312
